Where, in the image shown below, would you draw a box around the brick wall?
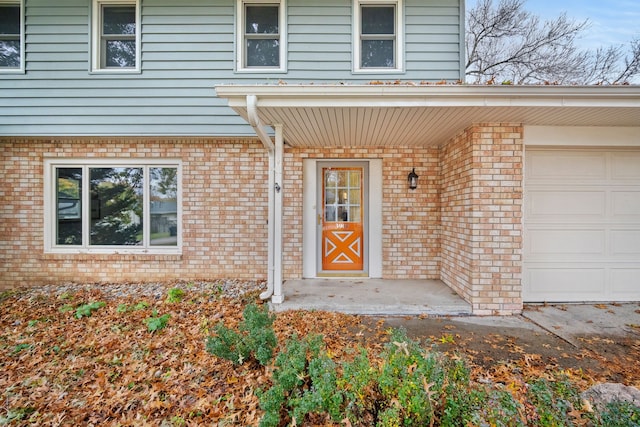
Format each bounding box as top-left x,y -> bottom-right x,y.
0,137 -> 270,288
440,128 -> 475,303
440,125 -> 524,314
1,132 -> 523,314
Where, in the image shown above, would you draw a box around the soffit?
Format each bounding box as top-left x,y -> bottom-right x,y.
215,85 -> 640,147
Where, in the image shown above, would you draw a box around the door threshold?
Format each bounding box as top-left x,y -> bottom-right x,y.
316,272 -> 369,278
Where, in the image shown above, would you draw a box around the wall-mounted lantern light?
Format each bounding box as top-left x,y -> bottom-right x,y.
408,168 -> 418,190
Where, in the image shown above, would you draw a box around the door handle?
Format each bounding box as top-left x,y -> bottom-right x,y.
318,214 -> 322,225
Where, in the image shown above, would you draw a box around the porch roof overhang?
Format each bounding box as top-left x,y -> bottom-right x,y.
215,84 -> 640,148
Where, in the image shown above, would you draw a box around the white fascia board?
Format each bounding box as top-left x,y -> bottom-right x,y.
215,85 -> 640,109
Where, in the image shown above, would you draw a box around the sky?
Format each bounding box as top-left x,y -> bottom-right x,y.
466,0 -> 640,50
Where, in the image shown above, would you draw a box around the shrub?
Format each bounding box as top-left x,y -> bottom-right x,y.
526,374 -> 582,427
259,334 -> 341,427
206,303 -> 277,366
595,400 -> 640,427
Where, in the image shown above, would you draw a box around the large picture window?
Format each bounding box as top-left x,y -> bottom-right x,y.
354,0 -> 403,72
236,0 -> 286,72
0,0 -> 23,71
46,160 -> 181,253
92,0 -> 140,72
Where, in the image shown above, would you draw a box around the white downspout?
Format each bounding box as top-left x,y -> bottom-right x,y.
261,151 -> 276,301
247,95 -> 274,152
271,124 -> 284,303
247,95 -> 283,303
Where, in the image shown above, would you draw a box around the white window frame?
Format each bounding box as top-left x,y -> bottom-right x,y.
235,0 -> 287,73
91,0 -> 141,73
0,0 -> 25,74
353,0 -> 404,73
44,158 -> 182,254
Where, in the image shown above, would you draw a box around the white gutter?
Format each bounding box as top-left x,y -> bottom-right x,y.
219,85 -> 640,109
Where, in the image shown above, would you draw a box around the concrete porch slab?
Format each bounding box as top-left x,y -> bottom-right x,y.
269,279 -> 472,316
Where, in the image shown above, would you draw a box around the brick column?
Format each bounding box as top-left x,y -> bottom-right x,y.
441,124 -> 524,315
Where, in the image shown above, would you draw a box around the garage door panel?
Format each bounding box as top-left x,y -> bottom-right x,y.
526,268 -> 605,297
527,191 -> 606,219
612,153 -> 640,180
611,268 -> 640,296
527,151 -> 606,181
612,191 -> 640,218
611,230 -> 640,255
528,229 -> 605,256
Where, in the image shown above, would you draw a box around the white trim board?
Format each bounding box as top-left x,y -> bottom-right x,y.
303,158 -> 382,278
525,126 -> 640,147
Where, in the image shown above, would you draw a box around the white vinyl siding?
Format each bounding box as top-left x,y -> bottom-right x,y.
0,0 -> 24,73
91,0 -> 140,72
524,147 -> 640,302
44,158 -> 182,254
0,0 -> 462,136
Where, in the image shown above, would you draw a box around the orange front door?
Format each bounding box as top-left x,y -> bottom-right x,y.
321,167 -> 364,271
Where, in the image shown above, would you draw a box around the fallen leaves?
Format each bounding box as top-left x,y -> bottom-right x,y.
1,287 -> 639,425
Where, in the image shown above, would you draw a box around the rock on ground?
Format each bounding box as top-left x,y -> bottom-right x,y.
581,383 -> 640,411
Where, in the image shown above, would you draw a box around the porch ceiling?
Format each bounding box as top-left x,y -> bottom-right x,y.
215,84 -> 640,148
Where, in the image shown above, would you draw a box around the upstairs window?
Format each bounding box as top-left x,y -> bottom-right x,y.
237,0 -> 286,72
0,0 -> 23,72
92,0 -> 140,72
45,160 -> 181,254
354,0 -> 403,73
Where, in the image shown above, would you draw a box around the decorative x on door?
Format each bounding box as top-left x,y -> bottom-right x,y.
322,167 -> 364,271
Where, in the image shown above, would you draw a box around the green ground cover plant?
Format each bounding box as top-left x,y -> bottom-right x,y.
207,304 -> 639,427
2,286 -> 639,426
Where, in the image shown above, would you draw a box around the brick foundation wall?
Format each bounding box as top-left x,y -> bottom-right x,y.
440,125 -> 524,314
0,137 -> 270,288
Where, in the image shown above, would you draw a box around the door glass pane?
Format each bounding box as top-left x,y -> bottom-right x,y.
349,206 -> 361,222
150,167 -> 178,246
349,189 -> 360,203
338,188 -> 348,204
324,168 -> 362,223
338,206 -> 349,222
57,168 -> 82,245
90,167 -> 143,246
349,171 -> 361,187
325,205 -> 336,222
361,6 -> 394,34
325,188 -> 336,204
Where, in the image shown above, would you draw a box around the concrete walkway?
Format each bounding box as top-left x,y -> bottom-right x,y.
522,302 -> 640,346
269,279 -> 472,316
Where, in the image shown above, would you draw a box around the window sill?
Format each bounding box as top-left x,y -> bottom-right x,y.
352,68 -> 405,74
43,251 -> 183,261
89,68 -> 142,75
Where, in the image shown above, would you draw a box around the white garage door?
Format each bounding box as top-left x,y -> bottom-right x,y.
524,148 -> 640,302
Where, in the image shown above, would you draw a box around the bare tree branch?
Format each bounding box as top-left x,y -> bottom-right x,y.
465,0 -> 640,84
